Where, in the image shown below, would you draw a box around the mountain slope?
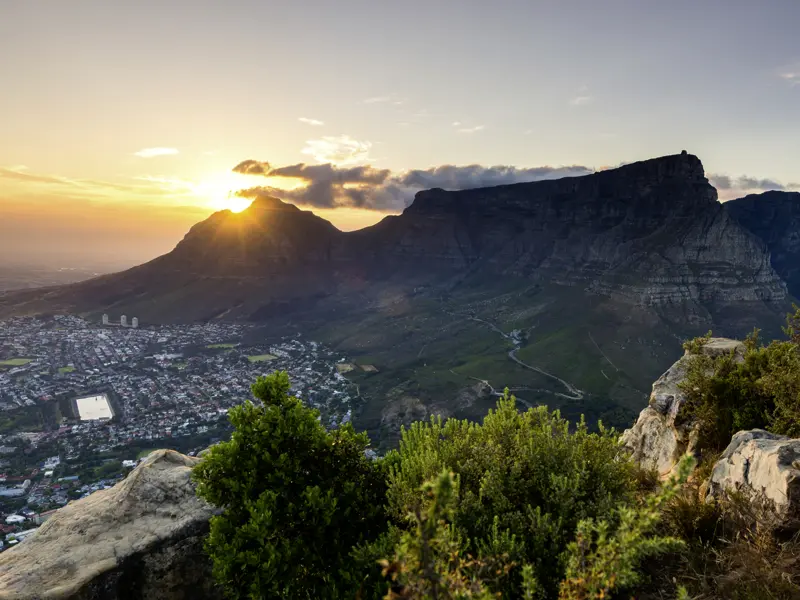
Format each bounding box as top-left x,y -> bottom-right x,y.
0,152 -> 787,323
726,191 -> 800,298
0,153 -> 795,440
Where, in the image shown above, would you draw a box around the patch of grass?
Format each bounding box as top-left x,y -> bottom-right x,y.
207,343 -> 237,349
0,358 -> 33,366
136,448 -> 156,460
248,354 -> 277,363
58,366 -> 75,374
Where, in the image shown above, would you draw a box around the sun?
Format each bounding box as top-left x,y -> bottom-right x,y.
192,172 -> 254,212
224,195 -> 252,213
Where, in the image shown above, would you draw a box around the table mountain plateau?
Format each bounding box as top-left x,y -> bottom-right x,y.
0,151 -> 796,438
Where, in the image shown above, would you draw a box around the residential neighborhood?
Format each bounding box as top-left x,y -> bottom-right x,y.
0,315 -> 360,549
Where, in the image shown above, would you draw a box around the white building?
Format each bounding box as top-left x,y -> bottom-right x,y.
5,514 -> 25,525
102,314 -> 109,325
131,317 -> 139,329
120,315 -> 128,327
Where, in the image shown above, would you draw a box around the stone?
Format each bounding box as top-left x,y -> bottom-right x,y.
0,449 -> 220,600
708,429 -> 800,529
620,337 -> 745,476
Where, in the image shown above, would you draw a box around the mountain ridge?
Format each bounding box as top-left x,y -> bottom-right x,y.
0,151 -> 791,324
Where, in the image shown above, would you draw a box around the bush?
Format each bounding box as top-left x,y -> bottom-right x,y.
678,312 -> 800,452
381,392 -> 640,598
192,372 -> 389,599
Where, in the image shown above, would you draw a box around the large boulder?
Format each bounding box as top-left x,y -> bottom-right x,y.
708,429 -> 800,529
621,338 -> 745,476
0,449 -> 220,600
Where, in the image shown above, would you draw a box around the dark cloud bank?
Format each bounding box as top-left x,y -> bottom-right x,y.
233,160 -> 798,212
232,160 -> 593,210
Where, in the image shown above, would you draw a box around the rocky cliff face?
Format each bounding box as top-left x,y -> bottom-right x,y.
355,153 -> 786,309
0,152 -> 788,323
0,450 -> 219,600
621,337 -> 746,476
726,191 -> 800,298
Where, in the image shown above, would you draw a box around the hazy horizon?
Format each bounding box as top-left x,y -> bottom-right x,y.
2,0 -> 799,268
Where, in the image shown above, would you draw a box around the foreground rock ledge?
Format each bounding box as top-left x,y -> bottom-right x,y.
621,337 -> 745,476
708,429 -> 800,529
0,449 -> 220,600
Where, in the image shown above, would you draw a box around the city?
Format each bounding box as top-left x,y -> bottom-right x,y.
0,315 -> 362,550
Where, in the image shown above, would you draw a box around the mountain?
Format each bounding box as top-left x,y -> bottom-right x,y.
0,152 -> 794,441
726,190 -> 800,299
0,152 -> 786,322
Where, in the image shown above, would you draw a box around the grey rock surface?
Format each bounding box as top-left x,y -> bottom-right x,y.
708,429 -> 800,528
621,337 -> 745,476
0,449 -> 220,600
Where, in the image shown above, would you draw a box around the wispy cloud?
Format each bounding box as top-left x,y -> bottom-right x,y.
569,95 -> 593,106
569,84 -> 594,106
361,94 -> 405,105
0,166 -> 78,186
0,165 -> 199,204
456,125 -> 485,134
301,135 -> 373,165
133,147 -> 179,158
298,117 -> 324,126
779,69 -> 800,87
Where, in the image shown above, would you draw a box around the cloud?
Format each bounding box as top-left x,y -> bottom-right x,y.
362,94 -> 405,105
456,125 -> 485,134
0,166 -> 78,186
778,64 -> 800,87
298,117 -> 324,126
394,164 -> 592,190
133,147 -> 179,158
232,159 -> 593,211
301,135 -> 373,165
708,172 -> 800,200
709,173 -> 785,192
569,95 -> 593,106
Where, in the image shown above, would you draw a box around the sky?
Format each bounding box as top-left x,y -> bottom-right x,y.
1,0 -> 799,269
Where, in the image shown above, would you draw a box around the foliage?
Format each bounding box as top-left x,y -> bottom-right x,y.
379,470 -> 499,600
558,455 -> 694,599
192,371 -> 389,600
380,392 -> 640,598
678,320 -> 800,451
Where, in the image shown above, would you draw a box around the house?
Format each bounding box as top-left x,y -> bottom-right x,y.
5,514 -> 25,525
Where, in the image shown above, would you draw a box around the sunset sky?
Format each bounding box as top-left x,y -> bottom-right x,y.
1,0 -> 799,269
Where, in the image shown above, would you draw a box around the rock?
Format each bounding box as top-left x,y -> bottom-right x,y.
708,429 -> 800,529
621,337 -> 746,476
0,449 -> 220,600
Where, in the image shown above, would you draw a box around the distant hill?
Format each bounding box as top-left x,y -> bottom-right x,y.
1,152 -> 796,442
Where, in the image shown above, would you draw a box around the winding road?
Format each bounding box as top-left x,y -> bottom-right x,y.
447,309 -> 584,401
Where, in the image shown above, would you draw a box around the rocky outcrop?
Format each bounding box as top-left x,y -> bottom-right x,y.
0,450 -> 219,600
621,338 -> 746,476
708,429 -> 800,529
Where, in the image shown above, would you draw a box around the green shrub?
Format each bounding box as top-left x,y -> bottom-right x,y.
381,392 -> 640,598
678,314 -> 800,451
192,372 -> 389,599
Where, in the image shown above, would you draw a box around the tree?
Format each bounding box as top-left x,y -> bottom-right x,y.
192,371 -> 389,599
